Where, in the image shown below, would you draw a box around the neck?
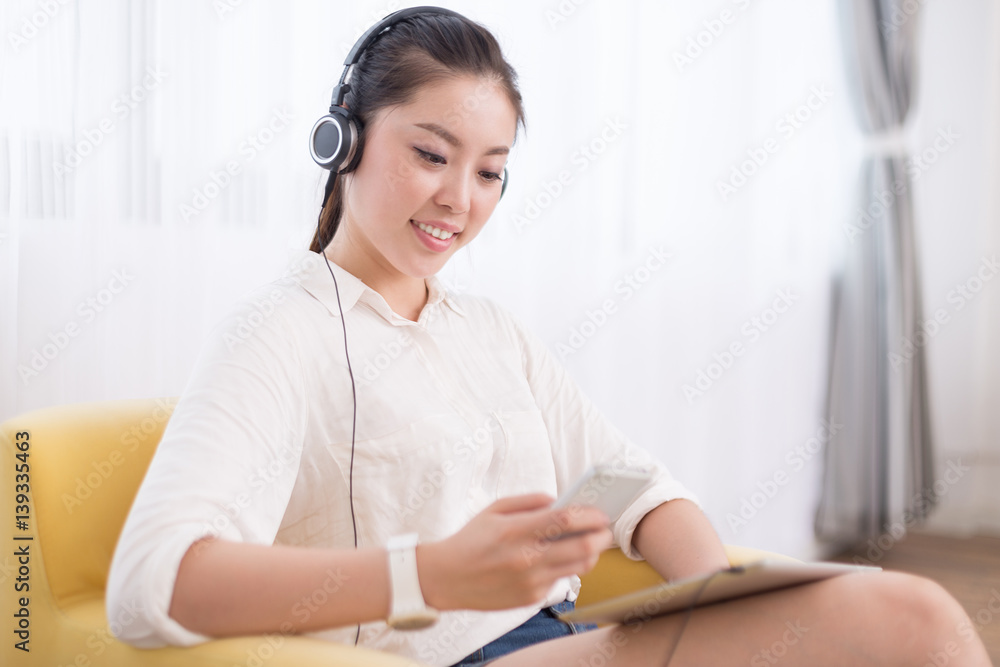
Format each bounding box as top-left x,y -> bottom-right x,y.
324,233 -> 428,322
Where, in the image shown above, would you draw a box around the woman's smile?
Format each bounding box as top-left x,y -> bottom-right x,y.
411,219 -> 459,251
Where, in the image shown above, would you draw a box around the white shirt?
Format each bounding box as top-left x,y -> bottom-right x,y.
106,250 -> 698,666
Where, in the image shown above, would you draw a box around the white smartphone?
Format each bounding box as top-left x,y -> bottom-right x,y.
552,464 -> 655,522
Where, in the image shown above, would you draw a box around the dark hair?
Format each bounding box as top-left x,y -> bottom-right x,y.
309,11 -> 526,253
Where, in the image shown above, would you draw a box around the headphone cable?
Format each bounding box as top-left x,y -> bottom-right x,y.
661,565 -> 743,666
320,223 -> 361,645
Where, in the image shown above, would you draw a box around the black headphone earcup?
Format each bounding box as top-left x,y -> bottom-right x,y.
500,166 -> 509,200
310,107 -> 359,171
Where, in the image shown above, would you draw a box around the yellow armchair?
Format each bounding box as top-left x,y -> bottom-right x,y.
1,398 -> 790,666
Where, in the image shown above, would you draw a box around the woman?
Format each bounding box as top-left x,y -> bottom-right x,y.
106,8 -> 991,667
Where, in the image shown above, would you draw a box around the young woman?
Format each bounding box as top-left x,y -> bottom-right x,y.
107,8 -> 991,667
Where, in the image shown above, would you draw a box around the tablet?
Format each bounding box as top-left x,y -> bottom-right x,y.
558,559 -> 881,625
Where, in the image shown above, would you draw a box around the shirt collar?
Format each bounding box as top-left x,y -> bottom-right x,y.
426,273 -> 466,318
287,250 -> 465,323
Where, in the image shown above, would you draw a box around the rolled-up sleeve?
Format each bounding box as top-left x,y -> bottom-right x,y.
503,307 -> 699,560
106,286 -> 307,647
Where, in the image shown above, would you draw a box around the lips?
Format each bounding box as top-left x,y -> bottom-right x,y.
413,220 -> 455,240
410,219 -> 458,252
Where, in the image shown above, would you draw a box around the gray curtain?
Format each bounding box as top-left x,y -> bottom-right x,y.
816,0 -> 935,542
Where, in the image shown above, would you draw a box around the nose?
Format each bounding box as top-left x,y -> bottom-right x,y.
434,169 -> 471,214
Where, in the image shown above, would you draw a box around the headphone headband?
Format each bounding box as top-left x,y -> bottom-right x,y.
331,6 -> 465,110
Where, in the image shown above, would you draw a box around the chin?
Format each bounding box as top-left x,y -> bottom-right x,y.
399,254 -> 451,280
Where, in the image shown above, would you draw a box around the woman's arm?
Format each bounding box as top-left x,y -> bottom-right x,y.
169,494 -> 613,637
631,498 -> 730,582
169,538 -> 391,635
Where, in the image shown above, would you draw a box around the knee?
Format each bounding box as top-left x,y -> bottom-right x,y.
860,571 -> 964,641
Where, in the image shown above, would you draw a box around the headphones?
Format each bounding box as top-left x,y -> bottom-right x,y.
309,5 -> 509,199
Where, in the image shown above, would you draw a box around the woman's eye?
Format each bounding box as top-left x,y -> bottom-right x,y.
414,147 -> 446,165
414,147 -> 501,184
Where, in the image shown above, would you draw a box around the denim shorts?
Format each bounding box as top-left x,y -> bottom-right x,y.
448,600 -> 597,667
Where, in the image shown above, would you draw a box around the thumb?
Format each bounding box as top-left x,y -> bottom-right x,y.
487,493 -> 555,515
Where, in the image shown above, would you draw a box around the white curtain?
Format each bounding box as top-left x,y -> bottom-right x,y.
815,0 -> 935,545
4,0 -> 992,556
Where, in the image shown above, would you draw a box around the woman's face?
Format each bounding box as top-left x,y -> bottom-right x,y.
338,75 -> 518,280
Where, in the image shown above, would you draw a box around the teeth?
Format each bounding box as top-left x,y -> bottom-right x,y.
416,221 -> 454,240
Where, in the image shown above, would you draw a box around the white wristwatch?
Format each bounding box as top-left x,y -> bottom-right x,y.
386,533 -> 439,630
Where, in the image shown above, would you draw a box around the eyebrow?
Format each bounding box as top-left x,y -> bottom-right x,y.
414,122 -> 510,156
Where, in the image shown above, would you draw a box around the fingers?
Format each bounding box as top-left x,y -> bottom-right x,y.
515,503 -> 613,578
492,495 -> 610,548
488,497 -> 614,576
487,493 -> 555,515
426,495 -> 616,611
534,503 -> 611,539
487,494 -> 610,532
520,525 -> 612,579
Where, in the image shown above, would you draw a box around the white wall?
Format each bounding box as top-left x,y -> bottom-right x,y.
913,0 -> 1000,536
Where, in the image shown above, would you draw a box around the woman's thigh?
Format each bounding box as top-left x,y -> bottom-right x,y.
488,571 -> 991,667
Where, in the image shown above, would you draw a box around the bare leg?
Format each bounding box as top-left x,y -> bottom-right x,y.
491,571 -> 992,667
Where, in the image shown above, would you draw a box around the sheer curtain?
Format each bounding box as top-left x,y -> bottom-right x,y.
814,0 -> 935,544
3,0 -> 854,558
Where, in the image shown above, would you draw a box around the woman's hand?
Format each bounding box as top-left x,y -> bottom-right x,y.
416,493 -> 613,612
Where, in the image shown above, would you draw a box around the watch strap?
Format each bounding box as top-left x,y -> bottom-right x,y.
386,533 -> 439,630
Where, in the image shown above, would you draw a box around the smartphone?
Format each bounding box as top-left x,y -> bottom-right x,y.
552,464 -> 655,522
